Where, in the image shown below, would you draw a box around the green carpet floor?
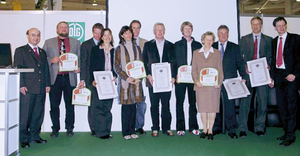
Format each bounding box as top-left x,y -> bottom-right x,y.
19,127 -> 300,156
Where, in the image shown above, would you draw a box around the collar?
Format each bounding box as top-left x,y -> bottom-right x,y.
199,47 -> 214,53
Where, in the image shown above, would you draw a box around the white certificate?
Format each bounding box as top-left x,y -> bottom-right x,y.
72,87 -> 91,106
177,65 -> 193,83
93,71 -> 118,100
247,57 -> 271,87
125,60 -> 147,79
223,77 -> 250,100
152,63 -> 172,93
59,53 -> 78,71
199,67 -> 219,86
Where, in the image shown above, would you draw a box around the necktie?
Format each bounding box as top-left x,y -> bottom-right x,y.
60,39 -> 65,54
220,43 -> 224,60
34,47 -> 39,61
277,37 -> 283,67
253,36 -> 258,60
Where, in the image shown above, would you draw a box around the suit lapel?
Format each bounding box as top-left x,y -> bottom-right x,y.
150,40 -> 160,61
248,35 -> 255,58
283,33 -> 290,58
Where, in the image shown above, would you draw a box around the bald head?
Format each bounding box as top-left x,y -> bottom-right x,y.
27,28 -> 41,46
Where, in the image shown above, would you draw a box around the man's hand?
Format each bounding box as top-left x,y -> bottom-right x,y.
286,74 -> 295,82
74,67 -> 80,73
269,78 -> 274,88
147,75 -> 154,86
78,80 -> 85,89
20,87 -> 28,95
171,78 -> 175,85
92,81 -> 97,88
241,79 -> 246,83
46,87 -> 51,93
51,56 -> 60,64
245,65 -> 251,74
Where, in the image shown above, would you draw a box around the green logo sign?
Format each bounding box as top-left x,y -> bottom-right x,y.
68,22 -> 85,43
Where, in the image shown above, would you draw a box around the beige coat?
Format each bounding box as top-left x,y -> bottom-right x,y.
191,48 -> 224,113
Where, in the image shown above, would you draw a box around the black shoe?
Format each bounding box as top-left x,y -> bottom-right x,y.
277,135 -> 285,141
239,131 -> 247,138
100,135 -> 113,139
213,129 -> 221,136
91,131 -> 96,137
67,129 -> 74,137
279,139 -> 295,147
256,131 -> 265,137
207,134 -> 214,140
200,132 -> 207,139
228,133 -> 238,139
136,128 -> 147,135
31,138 -> 47,144
50,131 -> 59,138
21,142 -> 30,148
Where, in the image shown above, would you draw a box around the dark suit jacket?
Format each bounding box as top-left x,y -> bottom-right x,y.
80,38 -> 97,83
14,44 -> 50,94
271,33 -> 300,85
174,37 -> 202,76
89,46 -> 116,85
239,33 -> 272,67
143,39 -> 176,87
213,41 -> 247,79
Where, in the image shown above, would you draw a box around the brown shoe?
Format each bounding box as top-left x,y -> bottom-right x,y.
164,130 -> 174,136
152,130 -> 158,137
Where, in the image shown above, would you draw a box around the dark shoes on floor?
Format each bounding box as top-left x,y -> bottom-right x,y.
163,130 -> 174,136
50,130 -> 59,138
228,133 -> 238,139
152,130 -> 158,137
256,131 -> 265,137
31,138 -> 47,144
277,135 -> 285,141
239,131 -> 247,138
67,129 -> 74,137
213,129 -> 221,136
207,134 -> 214,140
100,135 -> 113,139
136,128 -> 147,135
200,132 -> 207,139
90,131 -> 96,137
21,142 -> 30,148
279,139 -> 295,147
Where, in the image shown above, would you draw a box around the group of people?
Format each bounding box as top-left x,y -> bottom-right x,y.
14,16 -> 299,149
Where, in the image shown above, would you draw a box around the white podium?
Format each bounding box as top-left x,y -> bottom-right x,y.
0,69 -> 33,156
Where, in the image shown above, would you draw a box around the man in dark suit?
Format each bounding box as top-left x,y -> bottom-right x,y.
130,20 -> 148,135
238,16 -> 272,138
212,25 -> 247,139
14,28 -> 50,148
270,17 -> 300,146
174,21 -> 201,136
143,22 -> 176,137
43,21 -> 81,138
79,23 -> 104,136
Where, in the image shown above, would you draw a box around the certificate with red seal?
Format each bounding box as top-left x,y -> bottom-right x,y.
199,67 -> 219,86
177,65 -> 193,83
125,60 -> 146,79
72,88 -> 91,106
59,53 -> 78,72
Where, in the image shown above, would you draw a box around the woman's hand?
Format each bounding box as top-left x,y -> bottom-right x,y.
196,82 -> 203,88
214,84 -> 221,89
127,77 -> 141,84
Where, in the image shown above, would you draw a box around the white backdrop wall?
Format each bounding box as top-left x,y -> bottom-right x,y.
1,10 -> 300,132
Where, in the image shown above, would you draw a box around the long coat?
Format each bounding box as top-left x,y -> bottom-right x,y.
191,48 -> 224,113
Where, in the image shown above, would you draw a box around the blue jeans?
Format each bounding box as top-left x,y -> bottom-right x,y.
136,100 -> 146,129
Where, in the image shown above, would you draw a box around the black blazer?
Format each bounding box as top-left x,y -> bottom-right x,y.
89,46 -> 116,85
143,39 -> 176,87
213,41 -> 247,79
174,37 -> 202,76
14,44 -> 50,94
80,38 -> 97,83
271,33 -> 300,83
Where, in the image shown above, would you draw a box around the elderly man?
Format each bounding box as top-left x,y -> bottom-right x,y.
43,21 -> 81,138
143,22 -> 176,137
14,28 -> 50,148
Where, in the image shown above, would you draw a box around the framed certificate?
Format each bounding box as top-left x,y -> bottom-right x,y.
93,71 -> 118,100
125,60 -> 146,79
72,87 -> 91,106
199,67 -> 219,86
247,57 -> 271,87
223,77 -> 250,100
151,63 -> 172,93
177,65 -> 193,83
59,53 -> 78,72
